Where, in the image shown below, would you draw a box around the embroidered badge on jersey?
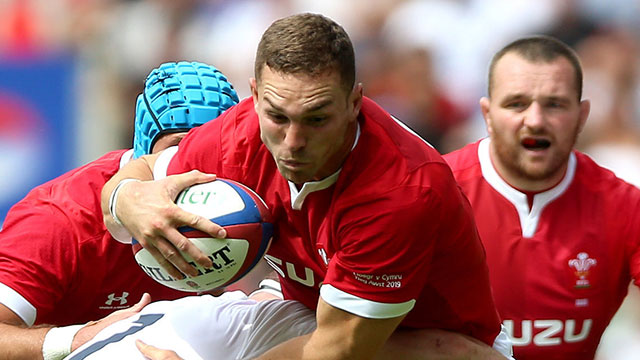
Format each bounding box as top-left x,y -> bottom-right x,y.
565,251 -> 598,308
568,252 -> 597,289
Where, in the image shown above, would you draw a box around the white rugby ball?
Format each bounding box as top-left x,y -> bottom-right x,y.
132,178 -> 273,292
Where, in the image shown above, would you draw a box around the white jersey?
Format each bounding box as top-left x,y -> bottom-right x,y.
65,291 -> 316,360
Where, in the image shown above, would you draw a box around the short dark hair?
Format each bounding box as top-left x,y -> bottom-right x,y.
488,35 -> 583,100
254,13 -> 356,93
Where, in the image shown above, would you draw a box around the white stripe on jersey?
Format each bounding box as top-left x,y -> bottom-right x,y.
320,284 -> 415,319
65,291 -> 315,360
0,282 -> 36,326
390,115 -> 435,149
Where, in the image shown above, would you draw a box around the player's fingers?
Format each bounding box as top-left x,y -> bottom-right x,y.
164,225 -> 216,269
136,340 -> 183,360
181,212 -> 227,240
112,293 -> 152,318
198,288 -> 225,296
169,201 -> 227,240
163,170 -> 217,200
132,293 -> 152,311
144,238 -> 193,279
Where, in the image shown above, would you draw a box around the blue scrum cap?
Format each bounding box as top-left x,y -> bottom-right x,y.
132,61 -> 239,158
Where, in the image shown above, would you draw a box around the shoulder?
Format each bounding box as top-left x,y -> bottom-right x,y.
53,149 -> 128,206
572,151 -> 640,242
18,148 -> 126,202
167,98 -> 267,178
442,140 -> 482,180
574,151 -> 640,200
359,97 -> 443,169
2,149 -> 128,232
182,97 -> 258,144
340,157 -> 463,229
348,98 -> 452,192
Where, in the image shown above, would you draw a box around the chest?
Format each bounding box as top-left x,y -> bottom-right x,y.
264,187 -> 337,288
468,184 -> 631,353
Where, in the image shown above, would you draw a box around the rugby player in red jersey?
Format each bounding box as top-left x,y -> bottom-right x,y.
103,13 -> 513,360
444,35 -> 640,359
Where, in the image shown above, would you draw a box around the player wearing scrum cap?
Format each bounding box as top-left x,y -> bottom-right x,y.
0,61 -> 238,360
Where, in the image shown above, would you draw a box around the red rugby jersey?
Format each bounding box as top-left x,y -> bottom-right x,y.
160,97 -> 502,344
444,138 -> 640,359
0,150 -> 187,326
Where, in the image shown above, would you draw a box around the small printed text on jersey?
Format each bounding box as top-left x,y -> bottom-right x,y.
352,272 -> 403,288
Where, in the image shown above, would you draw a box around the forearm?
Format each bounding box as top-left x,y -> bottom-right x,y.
101,156 -> 157,243
258,299 -> 403,360
0,322 -> 49,360
255,333 -> 311,359
1,293 -> 154,360
101,155 -> 156,225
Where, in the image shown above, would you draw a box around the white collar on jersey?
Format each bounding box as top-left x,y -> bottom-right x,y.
288,122 -> 361,210
478,137 -> 576,238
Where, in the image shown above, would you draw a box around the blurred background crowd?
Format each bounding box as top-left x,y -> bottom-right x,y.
0,0 -> 639,358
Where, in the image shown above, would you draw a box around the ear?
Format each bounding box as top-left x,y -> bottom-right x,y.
250,78 -> 259,111
577,99 -> 590,133
348,83 -> 363,121
479,97 -> 493,135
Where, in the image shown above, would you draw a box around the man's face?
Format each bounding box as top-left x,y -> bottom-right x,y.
250,66 -> 362,185
480,53 -> 590,190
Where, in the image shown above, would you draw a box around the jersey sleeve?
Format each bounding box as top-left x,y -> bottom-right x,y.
627,191 -> 640,288
632,247 -> 640,288
321,183 -> 443,318
0,198 -> 77,324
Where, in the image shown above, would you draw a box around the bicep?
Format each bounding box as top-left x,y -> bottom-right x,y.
256,297 -> 405,359
0,302 -> 26,326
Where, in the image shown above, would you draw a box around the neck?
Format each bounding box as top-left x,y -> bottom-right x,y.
488,145 -> 568,192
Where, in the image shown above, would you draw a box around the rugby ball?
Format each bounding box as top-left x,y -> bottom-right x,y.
133,179 -> 273,292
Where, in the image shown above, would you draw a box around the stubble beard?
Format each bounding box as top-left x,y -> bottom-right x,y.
492,128 -> 579,183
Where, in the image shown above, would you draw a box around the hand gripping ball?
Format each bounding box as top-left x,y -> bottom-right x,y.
133,179 -> 273,292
